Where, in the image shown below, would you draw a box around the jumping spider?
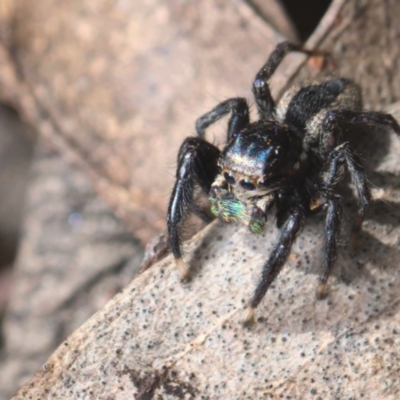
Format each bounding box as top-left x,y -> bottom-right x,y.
167,42 -> 400,324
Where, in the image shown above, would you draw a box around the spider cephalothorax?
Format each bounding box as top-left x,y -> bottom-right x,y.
210,120 -> 303,233
167,42 -> 400,324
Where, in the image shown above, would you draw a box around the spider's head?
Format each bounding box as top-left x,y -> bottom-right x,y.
219,120 -> 301,192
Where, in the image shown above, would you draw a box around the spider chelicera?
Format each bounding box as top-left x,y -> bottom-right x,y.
167,42 -> 400,324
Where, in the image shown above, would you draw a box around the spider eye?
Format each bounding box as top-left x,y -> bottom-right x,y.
224,172 -> 236,185
240,180 -> 256,191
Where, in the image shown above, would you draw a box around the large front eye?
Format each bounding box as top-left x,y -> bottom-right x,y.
240,180 -> 256,191
224,172 -> 236,185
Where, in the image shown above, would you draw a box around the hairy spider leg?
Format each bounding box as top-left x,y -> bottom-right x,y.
322,109 -> 400,235
319,109 -> 400,156
168,98 -> 252,277
167,137 -> 220,278
313,140 -> 373,297
318,194 -> 343,298
252,41 -> 315,120
244,204 -> 305,325
195,97 -> 250,140
332,109 -> 400,137
313,105 -> 400,296
312,143 -> 348,297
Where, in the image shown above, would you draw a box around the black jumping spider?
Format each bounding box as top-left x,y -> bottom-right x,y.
167,42 -> 400,323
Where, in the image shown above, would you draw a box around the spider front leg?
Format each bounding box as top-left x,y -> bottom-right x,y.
245,204 -> 305,325
168,137 -> 220,278
253,41 -> 317,119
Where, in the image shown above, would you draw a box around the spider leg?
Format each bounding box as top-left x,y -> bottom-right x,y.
312,146 -> 345,296
245,204 -> 305,324
344,148 -> 372,240
168,137 -> 220,278
195,97 -> 250,141
253,41 -> 316,119
313,142 -> 369,297
320,109 -> 400,157
331,109 -> 400,136
320,108 -> 398,235
317,194 -> 343,298
312,106 -> 399,296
